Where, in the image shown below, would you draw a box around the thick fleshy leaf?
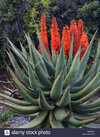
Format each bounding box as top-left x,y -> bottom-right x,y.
0,100 -> 40,114
71,73 -> 100,100
78,31 -> 97,78
20,42 -> 28,57
71,60 -> 100,93
73,113 -> 98,120
56,85 -> 71,107
54,108 -> 71,121
7,65 -> 38,105
25,33 -> 48,76
50,66 -> 65,101
72,86 -> 100,105
7,50 -> 30,86
43,57 -> 55,78
0,93 -> 31,106
68,115 -> 99,127
67,34 -> 74,72
52,50 -> 58,67
7,38 -> 28,72
76,39 -> 100,86
64,47 -> 80,88
55,43 -> 66,79
38,91 -> 54,110
27,56 -> 38,91
19,111 -> 48,128
49,112 -> 64,128
73,98 -> 100,109
31,44 -> 52,87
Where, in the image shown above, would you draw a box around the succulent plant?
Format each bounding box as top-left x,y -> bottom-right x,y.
0,32 -> 100,128
0,15 -> 100,128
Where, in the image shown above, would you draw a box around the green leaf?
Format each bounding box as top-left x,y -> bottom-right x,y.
7,50 -> 30,86
55,43 -> 66,79
52,50 -> 58,67
56,85 -> 71,107
71,72 -> 100,100
64,47 -> 80,88
7,66 -> 38,105
31,44 -> 52,87
19,111 -> 48,128
38,90 -> 54,110
43,57 -> 55,78
76,39 -> 100,86
27,56 -> 39,91
0,100 -> 40,114
20,42 -> 28,57
67,34 -> 74,72
0,93 -> 31,106
49,112 -> 64,128
54,108 -> 71,121
78,31 -> 97,78
7,38 -> 28,72
50,66 -> 65,101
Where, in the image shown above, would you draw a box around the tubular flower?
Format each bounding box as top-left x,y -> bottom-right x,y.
38,14 -> 49,54
70,20 -> 79,56
78,19 -> 84,43
51,17 -> 61,54
80,32 -> 89,60
62,26 -> 70,57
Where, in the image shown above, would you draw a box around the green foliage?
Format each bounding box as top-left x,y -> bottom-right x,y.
77,1 -> 100,39
0,110 -> 13,122
0,0 -> 27,70
24,0 -> 57,34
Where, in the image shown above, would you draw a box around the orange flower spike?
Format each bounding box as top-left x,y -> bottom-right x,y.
80,32 -> 89,60
70,19 -> 79,56
62,26 -> 70,57
78,19 -> 84,42
51,17 -> 61,54
38,14 -> 49,54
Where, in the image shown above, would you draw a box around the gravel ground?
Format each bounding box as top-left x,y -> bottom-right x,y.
7,115 -> 29,128
0,105 -> 29,128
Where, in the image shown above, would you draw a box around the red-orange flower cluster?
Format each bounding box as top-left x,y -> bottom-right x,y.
38,14 -> 89,60
80,32 -> 89,60
70,19 -> 79,56
38,14 -> 49,54
78,19 -> 84,41
62,19 -> 89,59
51,17 -> 61,53
62,26 -> 70,57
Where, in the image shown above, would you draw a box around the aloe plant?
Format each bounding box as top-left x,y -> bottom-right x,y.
0,31 -> 100,128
